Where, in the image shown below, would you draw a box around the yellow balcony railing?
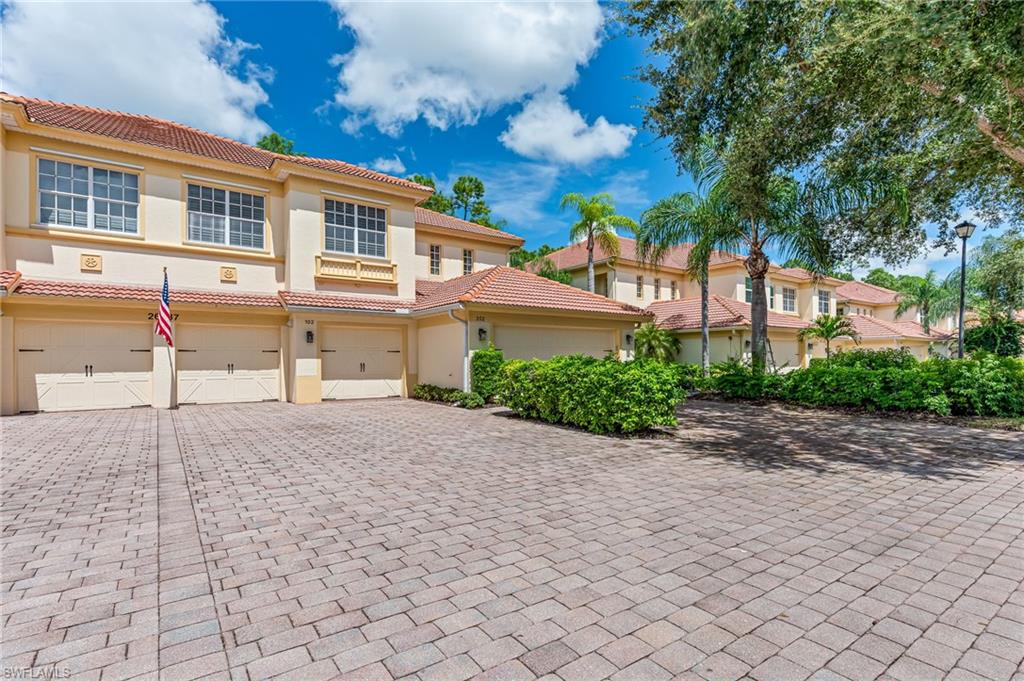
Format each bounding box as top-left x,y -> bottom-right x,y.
315,255 -> 398,284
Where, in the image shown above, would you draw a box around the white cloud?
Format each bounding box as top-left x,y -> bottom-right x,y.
0,0 -> 272,142
598,169 -> 650,209
367,155 -> 406,175
499,94 -> 635,166
448,162 -> 560,230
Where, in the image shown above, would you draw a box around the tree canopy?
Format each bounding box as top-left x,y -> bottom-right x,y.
256,133 -> 304,156
621,0 -> 1024,263
409,173 -> 505,229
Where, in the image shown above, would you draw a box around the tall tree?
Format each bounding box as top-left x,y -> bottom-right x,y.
636,136 -> 736,376
967,229 -> 1024,319
256,133 -> 304,156
864,268 -> 900,291
895,270 -> 957,334
799,314 -> 859,359
620,1 -> 1024,260
407,174 -> 454,214
559,193 -> 638,294
451,176 -> 486,220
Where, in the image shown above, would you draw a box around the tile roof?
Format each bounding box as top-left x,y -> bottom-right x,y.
836,280 -> 901,305
0,270 -> 22,292
648,294 -> 811,331
845,314 -> 949,340
2,93 -> 432,193
544,237 -> 741,272
414,208 -> 524,245
279,290 -> 414,312
414,279 -> 443,299
9,277 -> 282,307
415,266 -> 650,318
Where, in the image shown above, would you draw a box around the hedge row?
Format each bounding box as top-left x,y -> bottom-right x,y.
498,355 -> 685,434
699,351 -> 1024,417
412,384 -> 485,409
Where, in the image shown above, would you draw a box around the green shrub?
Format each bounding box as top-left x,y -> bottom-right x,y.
497,355 -> 684,434
964,319 -> 1024,357
708,361 -> 784,400
676,364 -> 707,391
931,353 -> 1024,416
413,384 -> 486,409
828,347 -> 918,370
471,344 -> 505,401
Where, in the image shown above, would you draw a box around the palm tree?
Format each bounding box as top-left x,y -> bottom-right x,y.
559,192 -> 638,293
895,270 -> 957,334
634,323 -> 681,363
799,314 -> 859,359
636,136 -> 736,377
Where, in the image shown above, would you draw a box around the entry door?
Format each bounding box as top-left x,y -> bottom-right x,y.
321,327 -> 403,399
176,325 -> 280,404
16,320 -> 152,412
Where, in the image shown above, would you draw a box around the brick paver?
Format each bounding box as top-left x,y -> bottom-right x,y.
2,399 -> 1022,680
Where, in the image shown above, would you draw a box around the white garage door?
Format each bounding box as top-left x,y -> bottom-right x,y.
494,325 -> 616,360
16,320 -> 152,412
177,325 -> 281,404
321,327 -> 403,399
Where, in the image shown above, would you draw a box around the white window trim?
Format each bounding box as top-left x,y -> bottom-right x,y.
37,159 -> 141,235
782,287 -> 797,313
429,244 -> 442,276
31,146 -> 144,170
186,182 -> 266,251
817,289 -> 831,315
323,198 -> 388,260
636,275 -> 644,299
462,248 -> 474,275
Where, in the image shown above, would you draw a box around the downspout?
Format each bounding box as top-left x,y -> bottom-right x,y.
449,307 -> 470,391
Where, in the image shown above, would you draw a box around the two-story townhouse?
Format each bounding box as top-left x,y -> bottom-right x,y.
546,237 -> 846,368
833,280 -> 950,358
0,94 -> 648,414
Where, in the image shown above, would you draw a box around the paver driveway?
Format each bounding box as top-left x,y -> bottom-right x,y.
2,400 -> 1023,681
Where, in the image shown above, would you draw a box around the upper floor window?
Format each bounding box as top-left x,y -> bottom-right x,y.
670,280 -> 678,300
325,199 -> 385,258
817,290 -> 830,315
462,249 -> 474,275
745,277 -> 752,303
636,275 -> 644,299
38,159 -> 139,234
783,287 -> 796,312
768,284 -> 775,309
187,184 -> 264,249
654,278 -> 661,300
429,244 -> 441,276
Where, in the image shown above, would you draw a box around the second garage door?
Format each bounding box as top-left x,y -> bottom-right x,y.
494,325 -> 616,360
176,325 -> 281,404
321,327 -> 403,399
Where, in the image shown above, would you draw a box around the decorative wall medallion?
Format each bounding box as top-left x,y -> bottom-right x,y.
80,254 -> 102,272
220,266 -> 238,283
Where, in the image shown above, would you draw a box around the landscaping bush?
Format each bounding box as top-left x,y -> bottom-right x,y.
932,353 -> 1024,416
497,355 -> 684,434
708,361 -> 784,400
412,384 -> 485,409
964,319 -> 1024,357
471,343 -> 505,402
827,347 -> 918,370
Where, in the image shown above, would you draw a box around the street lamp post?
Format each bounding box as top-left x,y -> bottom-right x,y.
954,220 -> 976,359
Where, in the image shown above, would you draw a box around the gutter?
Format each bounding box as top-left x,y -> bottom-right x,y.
284,305 -> 412,316
448,306 -> 470,392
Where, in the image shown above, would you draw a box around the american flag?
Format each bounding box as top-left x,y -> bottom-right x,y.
155,269 -> 173,347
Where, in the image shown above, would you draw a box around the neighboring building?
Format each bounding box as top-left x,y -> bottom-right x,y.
832,315 -> 948,360
0,94 -> 647,414
834,280 -> 952,356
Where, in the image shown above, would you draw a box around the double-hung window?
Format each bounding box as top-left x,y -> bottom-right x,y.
654,278 -> 661,300
768,284 -> 775,309
636,275 -> 644,299
429,244 -> 441,276
187,184 -> 264,249
783,287 -> 796,312
745,277 -> 753,303
324,199 -> 386,258
462,249 -> 474,275
817,289 -> 830,315
670,280 -> 677,300
38,158 -> 139,233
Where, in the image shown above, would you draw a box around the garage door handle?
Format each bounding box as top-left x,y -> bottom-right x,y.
320,349 -> 336,353
130,349 -> 151,352
262,349 -> 278,353
386,350 -> 401,353
18,348 -> 44,352
178,349 -> 197,353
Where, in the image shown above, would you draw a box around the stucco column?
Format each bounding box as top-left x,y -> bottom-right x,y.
288,314 -> 321,404
0,314 -> 15,415
152,321 -> 176,409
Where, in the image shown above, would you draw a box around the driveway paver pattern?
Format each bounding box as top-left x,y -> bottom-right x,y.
2,399 -> 1022,681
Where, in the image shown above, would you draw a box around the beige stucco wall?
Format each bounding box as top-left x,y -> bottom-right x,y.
833,337 -> 932,360
417,314 -> 465,389
414,233 -> 510,280
677,328 -> 803,369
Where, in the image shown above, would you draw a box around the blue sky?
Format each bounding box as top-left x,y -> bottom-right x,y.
0,1 -> 993,277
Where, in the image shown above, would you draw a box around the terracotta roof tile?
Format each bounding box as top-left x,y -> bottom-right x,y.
836,280 -> 901,305
648,294 -> 810,331
415,279 -> 443,299
3,94 -> 431,192
845,314 -> 948,340
279,290 -> 414,312
415,266 -> 650,318
545,237 -> 741,273
11,277 -> 282,307
0,270 -> 22,292
414,208 -> 524,245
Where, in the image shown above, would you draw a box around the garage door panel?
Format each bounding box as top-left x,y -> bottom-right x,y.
176,325 -> 281,405
321,327 -> 403,400
494,325 -> 615,361
16,320 -> 153,413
